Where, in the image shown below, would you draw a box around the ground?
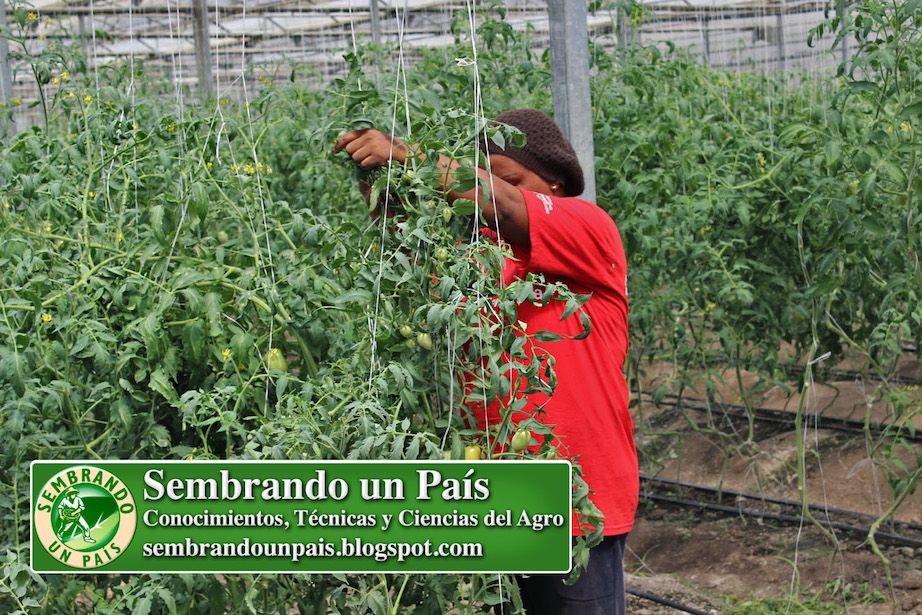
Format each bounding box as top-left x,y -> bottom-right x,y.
625,353 -> 922,614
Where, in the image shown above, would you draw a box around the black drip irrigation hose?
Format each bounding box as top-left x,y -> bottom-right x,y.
640,474 -> 922,533
638,392 -> 922,443
783,362 -> 921,387
626,586 -> 716,615
642,492 -> 922,549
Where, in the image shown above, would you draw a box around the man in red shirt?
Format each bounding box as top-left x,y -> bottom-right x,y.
336,109 -> 638,615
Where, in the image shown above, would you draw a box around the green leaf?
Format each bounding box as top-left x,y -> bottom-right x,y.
157,588 -> 178,615
847,80 -> 878,93
331,289 -> 372,307
824,139 -> 842,170
190,181 -> 209,222
182,321 -> 206,363
534,330 -> 564,343
203,292 -> 223,336
449,166 -> 478,193
899,100 -> 922,118
853,151 -> 872,173
0,348 -> 27,397
652,384 -> 667,405
134,595 -> 152,615
452,198 -> 478,217
365,589 -> 388,615
573,312 -> 592,340
149,368 -> 178,404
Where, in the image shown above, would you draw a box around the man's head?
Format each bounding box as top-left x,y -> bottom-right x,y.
481,108 -> 585,197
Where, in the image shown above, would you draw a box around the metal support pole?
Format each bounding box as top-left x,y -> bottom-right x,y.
776,0 -> 786,71
0,0 -> 15,136
547,0 -> 596,203
192,0 -> 213,102
369,0 -> 380,46
617,8 -> 633,49
703,15 -> 711,65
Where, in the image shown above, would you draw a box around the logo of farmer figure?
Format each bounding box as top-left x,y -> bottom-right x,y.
35,465 -> 137,569
55,487 -> 97,544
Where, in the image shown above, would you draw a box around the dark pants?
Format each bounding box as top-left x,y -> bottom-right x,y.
502,534 -> 628,615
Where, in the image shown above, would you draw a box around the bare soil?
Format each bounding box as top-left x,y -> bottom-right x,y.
626,353 -> 922,614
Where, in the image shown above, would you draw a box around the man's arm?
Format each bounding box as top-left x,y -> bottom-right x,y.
334,128 -> 530,247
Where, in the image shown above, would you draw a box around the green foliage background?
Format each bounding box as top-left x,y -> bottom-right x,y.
2,0 -> 921,612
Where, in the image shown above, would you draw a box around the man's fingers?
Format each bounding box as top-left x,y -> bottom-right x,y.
333,128 -> 368,153
336,128 -> 404,170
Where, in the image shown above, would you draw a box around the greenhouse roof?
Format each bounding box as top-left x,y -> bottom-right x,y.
3,0 -> 848,113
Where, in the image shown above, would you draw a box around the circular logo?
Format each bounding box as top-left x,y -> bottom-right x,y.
35,465 -> 137,569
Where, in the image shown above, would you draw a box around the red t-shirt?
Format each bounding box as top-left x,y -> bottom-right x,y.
471,188 -> 638,537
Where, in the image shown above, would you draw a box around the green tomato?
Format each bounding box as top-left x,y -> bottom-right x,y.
417,332 -> 433,350
267,348 -> 288,372
216,230 -> 229,244
441,207 -> 452,223
434,247 -> 449,261
510,429 -> 531,452
399,325 -> 414,338
464,445 -> 482,460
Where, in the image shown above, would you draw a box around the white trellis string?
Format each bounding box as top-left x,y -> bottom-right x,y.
367,0 -> 413,393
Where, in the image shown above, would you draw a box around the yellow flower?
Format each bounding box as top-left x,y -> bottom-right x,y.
45,16 -> 52,25
27,12 -> 37,22
132,123 -> 138,130
53,77 -> 59,86
45,224 -> 51,233
13,98 -> 21,106
84,94 -> 92,104
41,313 -> 52,324
61,71 -> 69,81
244,164 -> 255,175
901,122 -> 910,132
230,165 -> 239,172
89,191 -> 96,198
887,126 -> 894,134
267,166 -> 272,175
117,233 -> 123,242
206,161 -> 212,169
257,162 -> 264,171
222,348 -> 232,361
706,302 -> 717,312
66,91 -> 74,100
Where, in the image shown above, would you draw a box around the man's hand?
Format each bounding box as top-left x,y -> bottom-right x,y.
334,127 -> 530,247
334,128 -> 409,169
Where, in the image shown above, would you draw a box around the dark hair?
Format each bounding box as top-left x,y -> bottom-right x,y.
481,108 -> 585,197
